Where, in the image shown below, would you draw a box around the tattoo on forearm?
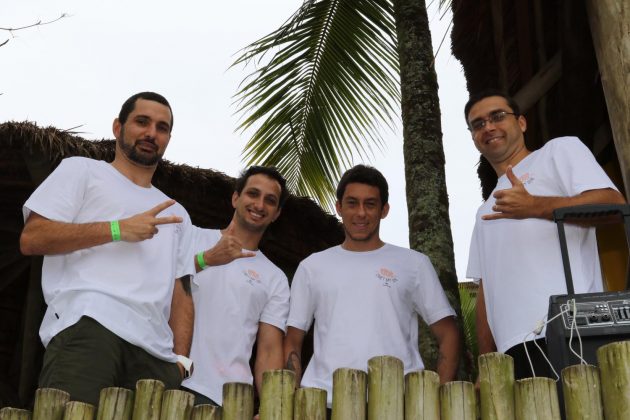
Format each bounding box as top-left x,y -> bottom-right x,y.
286,351 -> 300,371
181,275 -> 192,296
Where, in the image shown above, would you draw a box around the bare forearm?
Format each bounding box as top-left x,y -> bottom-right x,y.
532,189 -> 625,220
20,216 -> 111,255
170,277 -> 194,357
254,350 -> 283,394
431,317 -> 461,383
476,282 -> 496,354
283,327 -> 305,386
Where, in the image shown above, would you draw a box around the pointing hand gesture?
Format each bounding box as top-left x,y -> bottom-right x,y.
119,200 -> 182,242
198,222 -> 256,268
482,166 -> 537,220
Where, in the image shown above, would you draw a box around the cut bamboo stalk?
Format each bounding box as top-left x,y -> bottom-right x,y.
439,381 -> 475,420
33,388 -> 70,420
63,401 -> 95,420
0,408 -> 32,420
561,364 -> 603,420
132,379 -> 164,420
478,352 -> 515,420
331,368 -> 367,420
97,387 -> 133,420
514,377 -> 560,420
191,404 -> 222,420
259,370 -> 295,420
404,370 -> 439,420
222,383 -> 254,420
293,388 -> 327,420
159,389 -> 194,420
597,341 -> 630,420
367,356 -> 403,420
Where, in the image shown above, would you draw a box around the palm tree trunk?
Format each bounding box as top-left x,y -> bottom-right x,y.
393,0 -> 467,378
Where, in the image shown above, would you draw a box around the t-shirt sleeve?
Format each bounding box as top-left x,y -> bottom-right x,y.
413,254 -> 456,325
286,263 -> 315,332
466,220 -> 482,283
23,157 -> 88,223
260,273 -> 290,332
550,137 -> 618,196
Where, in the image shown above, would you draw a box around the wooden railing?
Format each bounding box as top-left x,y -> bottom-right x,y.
1,340 -> 629,419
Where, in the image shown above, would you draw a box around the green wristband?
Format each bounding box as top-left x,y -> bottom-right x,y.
110,220 -> 121,242
197,252 -> 207,269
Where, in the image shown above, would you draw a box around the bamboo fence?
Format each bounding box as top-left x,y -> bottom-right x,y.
1,341 -> 630,419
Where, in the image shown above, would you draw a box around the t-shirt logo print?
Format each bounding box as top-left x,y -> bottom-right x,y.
519,172 -> 535,185
243,269 -> 261,285
377,268 -> 398,288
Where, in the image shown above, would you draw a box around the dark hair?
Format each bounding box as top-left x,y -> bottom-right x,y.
464,89 -> 521,123
118,92 -> 174,132
235,166 -> 289,208
336,164 -> 389,206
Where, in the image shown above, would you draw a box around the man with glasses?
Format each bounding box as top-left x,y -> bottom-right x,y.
464,89 -> 624,379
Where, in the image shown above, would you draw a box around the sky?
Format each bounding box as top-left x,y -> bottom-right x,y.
2,0 -> 481,280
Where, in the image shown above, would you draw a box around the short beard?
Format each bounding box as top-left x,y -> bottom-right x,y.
118,129 -> 163,166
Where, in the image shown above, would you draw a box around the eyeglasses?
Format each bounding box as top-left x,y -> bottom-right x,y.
469,111 -> 518,132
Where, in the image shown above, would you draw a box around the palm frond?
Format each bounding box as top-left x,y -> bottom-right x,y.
233,0 -> 399,210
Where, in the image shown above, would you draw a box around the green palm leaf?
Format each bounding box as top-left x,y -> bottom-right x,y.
233,0 -> 400,209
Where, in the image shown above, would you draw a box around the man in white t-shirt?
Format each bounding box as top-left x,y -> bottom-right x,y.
20,92 -> 196,405
284,165 -> 460,408
181,166 -> 290,407
464,90 -> 625,379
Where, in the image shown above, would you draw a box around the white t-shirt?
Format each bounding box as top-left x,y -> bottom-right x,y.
467,137 -> 618,352
23,157 -> 196,362
288,243 -> 455,405
182,228 -> 290,405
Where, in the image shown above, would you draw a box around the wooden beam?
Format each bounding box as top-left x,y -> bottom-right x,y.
513,52 -> 562,114
490,0 -> 508,90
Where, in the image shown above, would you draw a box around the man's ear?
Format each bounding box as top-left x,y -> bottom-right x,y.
112,118 -> 121,139
518,115 -> 527,133
335,201 -> 342,217
231,191 -> 239,209
272,207 -> 282,222
381,203 -> 390,219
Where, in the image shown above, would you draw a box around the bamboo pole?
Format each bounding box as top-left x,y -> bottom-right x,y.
97,387 -> 134,420
561,364 -> 603,420
367,356 -> 403,420
331,368 -> 367,420
132,379 -> 165,420
404,370 -> 439,420
63,401 -> 95,420
33,388 -> 70,420
191,405 -> 222,420
439,381 -> 475,420
478,352 -> 515,420
259,370 -> 295,420
293,388 -> 327,420
514,377 -> 560,420
222,383 -> 254,420
597,341 -> 630,420
0,408 -> 32,420
159,390 -> 194,420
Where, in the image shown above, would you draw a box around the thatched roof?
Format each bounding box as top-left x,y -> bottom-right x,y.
0,121 -> 343,407
450,0 -> 619,199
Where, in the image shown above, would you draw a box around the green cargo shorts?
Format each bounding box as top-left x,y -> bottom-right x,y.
39,316 -> 181,406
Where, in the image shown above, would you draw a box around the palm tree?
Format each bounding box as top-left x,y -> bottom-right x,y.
234,0 -> 465,376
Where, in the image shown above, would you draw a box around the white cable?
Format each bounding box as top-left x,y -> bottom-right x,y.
567,298 -> 587,365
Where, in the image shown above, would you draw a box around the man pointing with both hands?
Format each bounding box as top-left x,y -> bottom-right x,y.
20,92 -> 196,405
464,90 -> 625,379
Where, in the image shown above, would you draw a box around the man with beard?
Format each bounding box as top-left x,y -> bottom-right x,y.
181,166 -> 290,407
20,92 -> 196,405
464,90 -> 625,379
284,165 -> 460,410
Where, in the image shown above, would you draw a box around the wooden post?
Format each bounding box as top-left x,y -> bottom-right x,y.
586,0 -> 630,198
331,368 -> 367,420
259,370 -> 295,420
33,388 -> 70,420
597,341 -> 630,419
222,383 -> 254,420
97,387 -> 134,420
367,356 -> 403,420
561,364 -> 603,420
514,377 -> 560,420
159,390 -> 194,420
404,370 -> 439,420
439,381 -> 475,420
478,352 -> 515,420
191,405 -> 222,420
132,379 -> 165,420
63,401 -> 95,420
293,388 -> 327,420
0,408 -> 32,420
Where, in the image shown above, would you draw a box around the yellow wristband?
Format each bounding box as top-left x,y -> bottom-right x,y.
196,252 -> 207,269
110,221 -> 121,242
